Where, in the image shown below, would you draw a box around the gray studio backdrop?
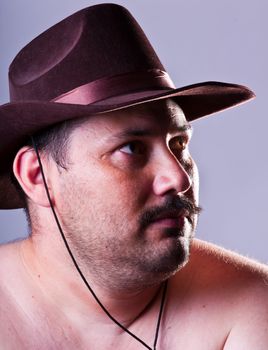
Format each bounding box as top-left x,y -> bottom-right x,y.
0,0 -> 267,263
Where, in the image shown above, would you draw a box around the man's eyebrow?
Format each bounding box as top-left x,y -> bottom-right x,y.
109,124 -> 192,140
168,123 -> 193,136
173,124 -> 193,133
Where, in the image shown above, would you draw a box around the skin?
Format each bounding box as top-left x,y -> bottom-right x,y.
0,99 -> 268,349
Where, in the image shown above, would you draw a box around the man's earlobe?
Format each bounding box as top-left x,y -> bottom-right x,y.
13,147 -> 51,208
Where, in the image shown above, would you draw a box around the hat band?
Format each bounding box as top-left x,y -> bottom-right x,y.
52,69 -> 175,105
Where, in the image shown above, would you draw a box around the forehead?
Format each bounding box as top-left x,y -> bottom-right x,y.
77,99 -> 189,137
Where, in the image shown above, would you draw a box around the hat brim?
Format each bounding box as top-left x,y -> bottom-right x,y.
0,80 -> 255,209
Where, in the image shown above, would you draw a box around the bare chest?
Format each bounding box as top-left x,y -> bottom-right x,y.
1,283 -> 229,350
1,308 -> 229,350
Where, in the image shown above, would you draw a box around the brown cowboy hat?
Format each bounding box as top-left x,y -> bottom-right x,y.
0,3 -> 255,209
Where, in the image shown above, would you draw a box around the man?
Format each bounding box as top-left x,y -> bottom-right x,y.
0,4 -> 267,349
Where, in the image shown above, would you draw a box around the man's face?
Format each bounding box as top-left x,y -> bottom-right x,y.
52,99 -> 200,290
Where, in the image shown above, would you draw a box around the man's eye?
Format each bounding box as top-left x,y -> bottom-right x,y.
170,136 -> 188,152
119,141 -> 146,155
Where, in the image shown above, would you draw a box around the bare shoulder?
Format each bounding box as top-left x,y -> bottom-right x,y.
0,241 -> 28,337
185,239 -> 268,305
190,238 -> 268,281
166,239 -> 268,349
0,240 -> 25,308
0,240 -> 23,277
193,239 -> 268,349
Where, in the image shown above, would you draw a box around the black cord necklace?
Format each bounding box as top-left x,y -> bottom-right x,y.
32,136 -> 168,350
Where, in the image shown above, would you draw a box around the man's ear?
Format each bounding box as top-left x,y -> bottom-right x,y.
13,146 -> 52,208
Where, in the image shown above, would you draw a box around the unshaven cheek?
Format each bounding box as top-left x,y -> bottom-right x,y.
191,161 -> 200,205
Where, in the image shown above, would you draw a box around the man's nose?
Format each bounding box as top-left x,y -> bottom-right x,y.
152,151 -> 192,196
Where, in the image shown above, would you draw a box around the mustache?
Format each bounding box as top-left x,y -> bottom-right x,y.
139,196 -> 202,230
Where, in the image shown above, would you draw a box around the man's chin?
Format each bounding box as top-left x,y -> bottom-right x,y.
143,234 -> 191,276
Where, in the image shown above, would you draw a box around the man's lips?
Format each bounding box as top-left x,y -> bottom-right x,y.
147,210 -> 188,229
149,216 -> 185,228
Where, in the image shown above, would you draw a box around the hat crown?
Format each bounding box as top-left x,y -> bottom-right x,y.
9,3 -> 165,102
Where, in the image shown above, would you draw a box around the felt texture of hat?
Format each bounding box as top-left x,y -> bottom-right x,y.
0,3 -> 255,209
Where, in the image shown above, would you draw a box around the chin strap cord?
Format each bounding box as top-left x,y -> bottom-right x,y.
31,136 -> 168,350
